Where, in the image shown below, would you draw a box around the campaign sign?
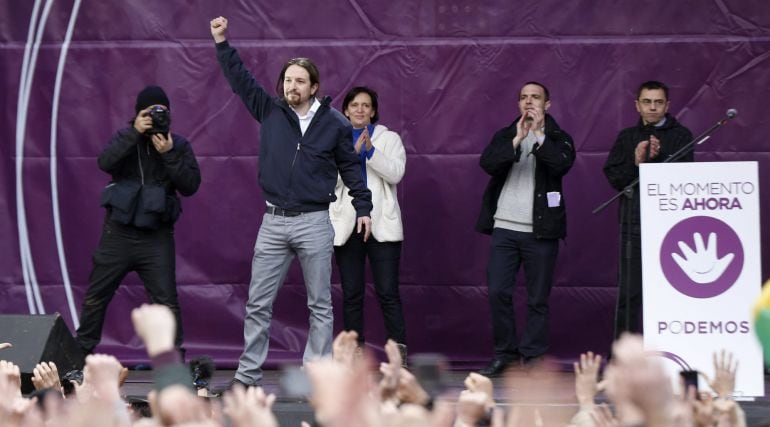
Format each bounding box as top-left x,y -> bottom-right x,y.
640,162 -> 763,397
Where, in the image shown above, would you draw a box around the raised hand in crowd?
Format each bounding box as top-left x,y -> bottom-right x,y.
574,351 -> 604,410
131,304 -> 209,425
305,356 -> 377,427
31,361 -> 62,393
603,334 -> 674,427
685,349 -> 745,427
712,397 -> 746,427
0,359 -> 22,400
381,401 -> 430,426
703,349 -> 737,398
686,388 -> 718,427
80,354 -> 124,404
456,389 -> 493,427
570,350 -> 607,427
379,339 -> 403,402
156,384 -> 210,426
464,372 -> 495,409
332,330 -> 359,367
590,404 -> 620,427
223,385 -> 278,427
0,359 -> 30,426
393,368 -> 431,408
131,303 -> 175,356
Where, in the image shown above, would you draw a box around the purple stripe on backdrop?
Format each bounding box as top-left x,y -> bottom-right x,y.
2,1 -> 769,367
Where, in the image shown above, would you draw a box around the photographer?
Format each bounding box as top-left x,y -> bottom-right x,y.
75,85 -> 201,359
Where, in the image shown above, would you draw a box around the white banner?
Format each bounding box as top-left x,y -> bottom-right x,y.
640,161 -> 764,397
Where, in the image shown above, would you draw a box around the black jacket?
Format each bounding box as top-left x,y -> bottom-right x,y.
476,115 -> 575,239
99,127 -> 201,228
215,41 -> 372,216
603,114 -> 693,224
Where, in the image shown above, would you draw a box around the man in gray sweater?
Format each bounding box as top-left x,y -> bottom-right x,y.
476,82 -> 575,376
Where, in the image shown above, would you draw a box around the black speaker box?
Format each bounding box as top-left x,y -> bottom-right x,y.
0,313 -> 85,394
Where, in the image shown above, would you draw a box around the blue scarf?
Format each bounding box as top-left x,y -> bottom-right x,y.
351,124 -> 375,186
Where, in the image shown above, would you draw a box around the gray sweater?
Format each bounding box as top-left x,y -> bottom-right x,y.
493,131 -> 537,232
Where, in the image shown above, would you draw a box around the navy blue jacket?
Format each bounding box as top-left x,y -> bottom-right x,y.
476,115 -> 575,239
215,41 -> 372,216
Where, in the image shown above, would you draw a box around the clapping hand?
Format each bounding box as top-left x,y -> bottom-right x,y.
354,126 -> 372,154
634,135 -> 661,165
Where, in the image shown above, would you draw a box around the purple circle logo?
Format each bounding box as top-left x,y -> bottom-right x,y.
660,216 -> 743,298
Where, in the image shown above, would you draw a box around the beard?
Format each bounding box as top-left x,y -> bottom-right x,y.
285,92 -> 301,106
285,90 -> 314,108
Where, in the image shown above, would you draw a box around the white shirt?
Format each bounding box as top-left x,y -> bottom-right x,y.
293,97 -> 321,135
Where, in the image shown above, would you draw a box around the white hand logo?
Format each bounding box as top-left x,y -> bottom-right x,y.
671,232 -> 734,284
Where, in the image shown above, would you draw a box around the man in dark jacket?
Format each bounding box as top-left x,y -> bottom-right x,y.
75,85 -> 201,357
210,17 -> 372,387
603,81 -> 693,339
476,82 -> 575,376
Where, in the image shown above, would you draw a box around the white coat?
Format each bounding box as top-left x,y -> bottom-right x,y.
329,124 -> 406,245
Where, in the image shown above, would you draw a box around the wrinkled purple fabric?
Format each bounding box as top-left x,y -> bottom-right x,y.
2,1 -> 769,367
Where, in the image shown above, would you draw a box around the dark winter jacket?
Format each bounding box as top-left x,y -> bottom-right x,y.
215,41 -> 372,216
476,115 -> 575,239
603,114 -> 693,224
98,127 -> 201,229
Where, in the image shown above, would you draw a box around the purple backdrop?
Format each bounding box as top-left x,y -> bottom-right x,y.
2,0 -> 769,367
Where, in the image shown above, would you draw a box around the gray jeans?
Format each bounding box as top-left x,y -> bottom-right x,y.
235,210 -> 334,384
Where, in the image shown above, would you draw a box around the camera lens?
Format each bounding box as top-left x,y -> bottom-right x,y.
148,106 -> 171,134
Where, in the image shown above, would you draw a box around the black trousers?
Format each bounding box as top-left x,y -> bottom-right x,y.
75,220 -> 183,354
486,228 -> 558,360
334,232 -> 406,344
614,222 -> 643,339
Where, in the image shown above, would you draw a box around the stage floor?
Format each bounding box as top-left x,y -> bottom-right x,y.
121,368 -> 770,426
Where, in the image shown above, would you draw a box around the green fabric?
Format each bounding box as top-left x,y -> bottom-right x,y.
754,308 -> 770,366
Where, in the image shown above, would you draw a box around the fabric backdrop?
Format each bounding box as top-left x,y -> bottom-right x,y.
2,0 -> 769,367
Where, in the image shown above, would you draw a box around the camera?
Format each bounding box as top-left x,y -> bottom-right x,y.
189,355 -> 215,390
61,369 -> 84,396
147,105 -> 171,135
679,370 -> 699,398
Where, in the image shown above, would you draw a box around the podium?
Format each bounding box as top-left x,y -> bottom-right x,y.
639,161 -> 763,397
